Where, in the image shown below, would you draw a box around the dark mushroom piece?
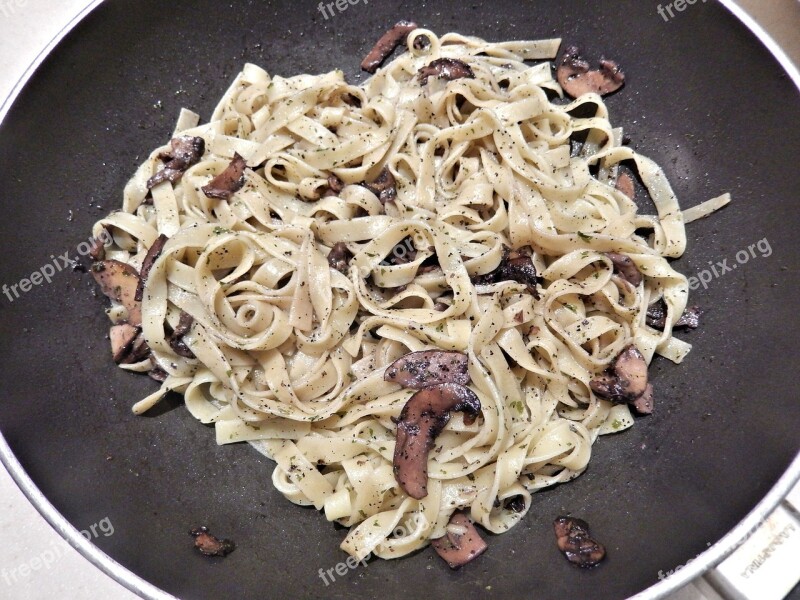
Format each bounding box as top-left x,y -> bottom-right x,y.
385,350 -> 470,389
646,299 -> 702,330
189,526 -> 236,557
361,20 -> 418,74
327,242 -> 353,274
110,323 -> 140,364
591,345 -> 652,410
91,260 -> 142,327
431,511 -> 488,569
169,311 -> 195,359
393,383 -> 481,499
120,333 -> 151,365
472,247 -> 541,298
136,234 -> 168,302
418,58 -> 475,84
363,166 -> 397,204
146,135 -> 205,189
605,252 -> 643,287
201,153 -> 247,199
148,363 -> 169,382
327,173 -> 345,194
553,516 -> 606,568
88,231 -> 109,261
557,46 -> 625,99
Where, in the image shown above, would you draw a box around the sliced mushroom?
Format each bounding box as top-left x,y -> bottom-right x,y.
169,311 -> 195,359
327,242 -> 353,274
553,516 -> 606,568
136,234 -> 168,302
646,299 -> 702,330
615,172 -> 635,200
472,247 -> 541,298
110,323 -> 140,364
148,364 -> 169,382
590,345 -> 649,404
393,383 -> 481,499
384,350 -> 470,389
361,20 -> 418,74
327,173 -> 344,194
431,511 -> 488,569
146,135 -> 205,188
201,153 -> 247,199
189,526 -> 236,557
91,260 -> 141,326
632,383 -> 654,415
88,231 -> 108,261
418,58 -> 475,84
557,46 -> 625,99
121,333 -> 151,365
363,167 -> 397,203
605,252 -> 643,287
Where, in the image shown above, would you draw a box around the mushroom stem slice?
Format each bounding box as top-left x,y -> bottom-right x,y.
431,512 -> 488,569
136,234 -> 168,302
418,58 -> 475,84
384,350 -> 470,389
91,259 -> 142,327
361,20 -> 418,74
393,383 -> 481,499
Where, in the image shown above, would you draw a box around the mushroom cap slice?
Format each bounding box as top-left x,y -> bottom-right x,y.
393,383 -> 481,499
91,259 -> 142,326
384,350 -> 470,389
553,516 -> 606,568
360,21 -> 418,74
431,511 -> 488,569
418,58 -> 475,83
557,46 -> 625,98
605,252 -> 643,287
590,345 -> 649,404
201,153 -> 247,200
110,323 -> 140,363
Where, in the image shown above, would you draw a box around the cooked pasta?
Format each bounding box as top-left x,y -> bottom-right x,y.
91,28 -> 718,562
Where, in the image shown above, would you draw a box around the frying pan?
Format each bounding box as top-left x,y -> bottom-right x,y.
1,1 -> 799,598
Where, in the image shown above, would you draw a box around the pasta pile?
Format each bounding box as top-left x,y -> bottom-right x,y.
93,29 -> 712,561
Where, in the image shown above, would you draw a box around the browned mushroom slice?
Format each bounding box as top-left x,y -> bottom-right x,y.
384,350 -> 470,389
472,247 -> 541,298
327,242 -> 353,274
135,234 -> 168,302
91,260 -> 142,326
327,173 -> 345,194
590,345 -> 648,404
121,333 -> 151,365
189,526 -> 236,557
393,383 -> 481,499
363,167 -> 397,203
169,311 -> 195,359
360,20 -> 418,74
418,58 -> 475,84
88,231 -> 109,261
646,299 -> 702,330
605,252 -> 643,287
553,516 -> 606,568
632,383 -> 654,415
431,511 -> 488,569
557,46 -> 625,99
110,323 -> 140,364
615,172 -> 635,200
146,135 -> 205,188
201,153 -> 247,199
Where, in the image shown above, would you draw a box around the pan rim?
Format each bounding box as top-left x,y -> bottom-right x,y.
0,1 -> 798,598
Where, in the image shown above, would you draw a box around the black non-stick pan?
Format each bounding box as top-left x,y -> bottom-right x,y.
1,1 -> 799,598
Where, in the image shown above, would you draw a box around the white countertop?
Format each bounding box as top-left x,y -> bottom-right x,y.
1,1 -> 798,599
